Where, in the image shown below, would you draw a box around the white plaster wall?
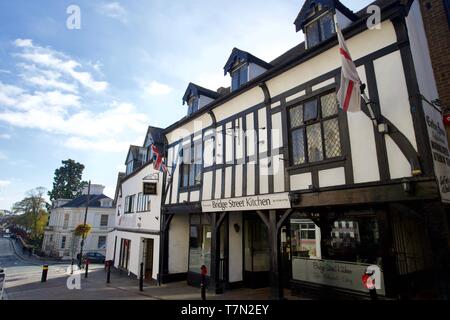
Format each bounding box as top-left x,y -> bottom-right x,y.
374,51 -> 418,152
166,113 -> 212,144
266,20 -> 397,97
406,0 -> 439,101
259,157 -> 269,194
290,173 -> 312,191
215,169 -> 222,199
228,213 -> 243,283
271,112 -> 283,149
112,231 -> 160,280
168,214 -> 189,274
235,164 -> 243,197
214,87 -> 264,122
273,154 -> 285,193
347,65 -> 381,183
202,171 -> 213,200
247,162 -> 256,195
318,167 -> 346,188
225,167 -> 232,198
385,135 -> 413,179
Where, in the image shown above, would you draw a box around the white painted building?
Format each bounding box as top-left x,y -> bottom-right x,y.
43,184 -> 115,260
106,126 -> 164,281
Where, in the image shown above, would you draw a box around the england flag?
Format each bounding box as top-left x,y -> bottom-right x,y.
336,25 -> 362,112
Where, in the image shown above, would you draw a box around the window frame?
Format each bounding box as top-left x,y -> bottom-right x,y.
288,90 -> 343,167
305,12 -> 336,48
179,141 -> 202,190
100,214 -> 109,227
231,63 -> 249,91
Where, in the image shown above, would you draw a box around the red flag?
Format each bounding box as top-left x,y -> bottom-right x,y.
336,25 -> 362,112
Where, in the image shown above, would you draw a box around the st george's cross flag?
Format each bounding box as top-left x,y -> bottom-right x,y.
151,144 -> 168,173
336,25 -> 362,112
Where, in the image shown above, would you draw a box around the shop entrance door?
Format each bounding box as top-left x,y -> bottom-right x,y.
243,215 -> 270,288
143,239 -> 154,282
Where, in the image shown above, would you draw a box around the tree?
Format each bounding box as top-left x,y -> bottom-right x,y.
12,187 -> 48,240
48,159 -> 87,203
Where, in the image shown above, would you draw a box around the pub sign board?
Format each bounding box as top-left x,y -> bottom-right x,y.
143,182 -> 157,195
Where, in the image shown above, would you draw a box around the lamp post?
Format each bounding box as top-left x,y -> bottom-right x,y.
78,180 -> 91,267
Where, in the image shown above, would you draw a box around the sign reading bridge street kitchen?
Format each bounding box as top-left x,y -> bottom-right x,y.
201,193 -> 291,212
423,100 -> 450,203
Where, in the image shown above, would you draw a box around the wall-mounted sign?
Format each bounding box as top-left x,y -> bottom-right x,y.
423,100 -> 450,203
201,192 -> 291,212
143,173 -> 159,181
143,182 -> 157,195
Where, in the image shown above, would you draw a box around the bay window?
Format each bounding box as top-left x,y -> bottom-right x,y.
289,91 -> 342,166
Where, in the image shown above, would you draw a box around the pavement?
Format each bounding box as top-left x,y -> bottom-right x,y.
1,237 -> 308,300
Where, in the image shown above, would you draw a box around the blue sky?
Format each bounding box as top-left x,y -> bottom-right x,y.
0,0 -> 372,209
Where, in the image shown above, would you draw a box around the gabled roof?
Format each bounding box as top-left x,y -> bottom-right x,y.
113,172 -> 125,206
294,0 -> 358,32
182,82 -> 219,105
143,126 -> 164,148
61,194 -> 112,208
124,145 -> 140,165
223,48 -> 272,75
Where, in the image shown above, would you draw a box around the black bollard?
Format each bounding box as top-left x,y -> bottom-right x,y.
41,265 -> 48,282
85,259 -> 89,278
200,265 -> 207,301
139,262 -> 144,292
106,261 -> 111,284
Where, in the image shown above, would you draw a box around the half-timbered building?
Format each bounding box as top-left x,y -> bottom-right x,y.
159,0 -> 450,299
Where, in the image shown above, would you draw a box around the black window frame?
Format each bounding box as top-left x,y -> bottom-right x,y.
288,90 -> 343,167
305,12 -> 336,48
231,64 -> 249,91
180,142 -> 202,189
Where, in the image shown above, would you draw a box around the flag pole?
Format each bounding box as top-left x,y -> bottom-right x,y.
360,83 -> 378,127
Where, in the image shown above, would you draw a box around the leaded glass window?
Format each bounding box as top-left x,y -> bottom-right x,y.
289,91 -> 342,165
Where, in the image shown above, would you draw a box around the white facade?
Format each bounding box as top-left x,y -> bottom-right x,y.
106,163 -> 163,280
43,185 -> 115,260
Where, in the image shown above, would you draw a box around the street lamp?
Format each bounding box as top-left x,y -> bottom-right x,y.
78,180 -> 91,267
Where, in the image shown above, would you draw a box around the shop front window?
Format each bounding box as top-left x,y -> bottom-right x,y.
290,210 -> 385,295
188,214 -> 211,275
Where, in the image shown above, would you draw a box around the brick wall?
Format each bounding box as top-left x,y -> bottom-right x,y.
420,0 -> 450,111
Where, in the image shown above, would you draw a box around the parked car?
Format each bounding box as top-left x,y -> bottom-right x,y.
83,252 -> 105,264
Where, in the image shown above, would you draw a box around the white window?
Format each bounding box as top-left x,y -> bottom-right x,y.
100,215 -> 109,227
63,214 -> 69,229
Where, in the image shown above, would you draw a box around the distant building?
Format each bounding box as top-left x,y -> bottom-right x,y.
42,184 -> 115,260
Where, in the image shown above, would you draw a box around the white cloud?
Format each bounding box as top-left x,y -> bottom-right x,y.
97,2 -> 128,23
0,134 -> 11,140
14,40 -> 108,92
144,80 -> 172,96
0,151 -> 7,160
0,180 -> 10,188
0,69 -> 11,74
14,38 -> 33,48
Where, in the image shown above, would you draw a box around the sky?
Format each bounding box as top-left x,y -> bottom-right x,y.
0,0 -> 373,210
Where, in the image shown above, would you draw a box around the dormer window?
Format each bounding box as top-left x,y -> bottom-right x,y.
187,96 -> 199,116
305,12 -> 335,48
231,64 -> 248,91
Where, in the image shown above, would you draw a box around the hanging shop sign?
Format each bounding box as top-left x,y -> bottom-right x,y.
201,192 -> 291,212
423,100 -> 450,203
143,182 -> 157,195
